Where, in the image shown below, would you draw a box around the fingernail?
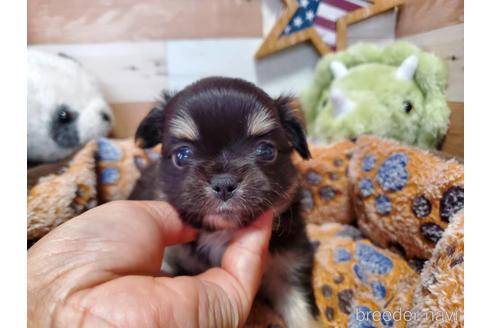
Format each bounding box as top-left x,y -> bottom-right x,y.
250,210 -> 273,230
234,210 -> 273,248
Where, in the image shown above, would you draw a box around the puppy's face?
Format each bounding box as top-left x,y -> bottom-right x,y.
136,77 -> 310,231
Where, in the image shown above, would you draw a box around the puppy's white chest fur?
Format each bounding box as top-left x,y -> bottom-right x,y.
197,230 -> 234,266
162,230 -> 233,275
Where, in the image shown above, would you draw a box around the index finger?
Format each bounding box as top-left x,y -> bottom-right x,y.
29,200 -> 197,277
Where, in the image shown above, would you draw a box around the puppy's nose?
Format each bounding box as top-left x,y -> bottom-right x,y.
210,174 -> 238,201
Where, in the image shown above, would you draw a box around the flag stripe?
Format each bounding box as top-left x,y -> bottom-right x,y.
322,0 -> 362,12
314,26 -> 336,46
314,16 -> 336,30
344,0 -> 370,7
317,2 -> 347,21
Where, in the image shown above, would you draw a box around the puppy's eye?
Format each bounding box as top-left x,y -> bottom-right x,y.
172,146 -> 193,168
402,101 -> 413,113
57,107 -> 74,123
255,142 -> 277,161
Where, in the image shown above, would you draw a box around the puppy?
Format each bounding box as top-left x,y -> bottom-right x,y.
130,77 -> 319,327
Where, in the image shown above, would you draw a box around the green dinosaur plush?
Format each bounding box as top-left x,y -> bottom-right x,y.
300,42 -> 450,149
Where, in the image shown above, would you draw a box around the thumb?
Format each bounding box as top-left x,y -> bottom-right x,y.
197,210 -> 273,326
221,210 -> 274,301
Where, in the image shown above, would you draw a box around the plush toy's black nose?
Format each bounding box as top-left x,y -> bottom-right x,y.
210,174 -> 239,201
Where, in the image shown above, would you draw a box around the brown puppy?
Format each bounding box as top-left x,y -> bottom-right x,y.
130,77 -> 319,327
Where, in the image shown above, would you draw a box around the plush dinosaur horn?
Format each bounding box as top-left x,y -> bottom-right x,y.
330,61 -> 348,80
331,88 -> 353,118
396,55 -> 419,81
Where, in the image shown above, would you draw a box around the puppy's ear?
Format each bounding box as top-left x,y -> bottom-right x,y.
276,96 -> 311,159
135,92 -> 173,148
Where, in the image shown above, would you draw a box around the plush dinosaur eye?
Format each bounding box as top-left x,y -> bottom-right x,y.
402,101 -> 413,113
255,142 -> 277,162
321,99 -> 328,107
172,146 -> 193,168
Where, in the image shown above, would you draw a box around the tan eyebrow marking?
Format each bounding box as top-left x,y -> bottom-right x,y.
169,111 -> 199,140
247,108 -> 277,136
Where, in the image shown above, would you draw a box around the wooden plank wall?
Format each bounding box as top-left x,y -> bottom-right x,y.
28,0 -> 464,158
396,0 -> 464,38
28,0 -> 263,43
394,0 -> 464,158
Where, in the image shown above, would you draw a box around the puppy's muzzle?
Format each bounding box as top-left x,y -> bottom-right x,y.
209,174 -> 239,201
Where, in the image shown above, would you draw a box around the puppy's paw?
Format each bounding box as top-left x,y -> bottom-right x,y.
275,288 -> 321,328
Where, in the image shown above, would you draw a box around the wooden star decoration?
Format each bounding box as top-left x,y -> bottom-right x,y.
255,0 -> 402,59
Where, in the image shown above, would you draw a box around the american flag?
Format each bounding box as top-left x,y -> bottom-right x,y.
282,0 -> 369,50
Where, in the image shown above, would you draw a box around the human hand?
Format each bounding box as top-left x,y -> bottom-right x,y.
28,200 -> 273,327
